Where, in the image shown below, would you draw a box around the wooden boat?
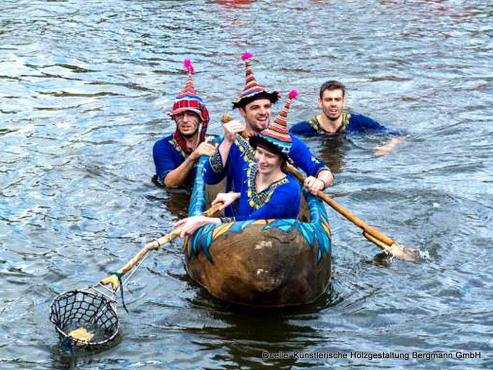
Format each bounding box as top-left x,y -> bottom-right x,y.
183,157 -> 332,307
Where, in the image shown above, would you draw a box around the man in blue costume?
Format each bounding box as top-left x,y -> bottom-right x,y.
153,59 -> 216,188
289,80 -> 403,156
204,53 -> 333,216
178,90 -> 302,235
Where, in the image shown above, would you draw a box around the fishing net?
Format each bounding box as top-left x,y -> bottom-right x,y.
49,288 -> 119,349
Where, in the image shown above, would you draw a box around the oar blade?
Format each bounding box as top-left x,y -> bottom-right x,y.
386,242 -> 421,262
363,231 -> 421,262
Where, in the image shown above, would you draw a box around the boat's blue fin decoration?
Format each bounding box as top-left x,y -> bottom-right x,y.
314,223 -> 331,263
228,220 -> 254,233
190,224 -> 216,262
264,219 -> 297,233
297,223 -> 316,249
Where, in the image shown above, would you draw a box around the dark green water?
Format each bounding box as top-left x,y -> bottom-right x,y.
1,0 -> 492,369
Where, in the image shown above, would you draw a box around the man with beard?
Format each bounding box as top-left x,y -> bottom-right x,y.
153,59 -> 216,188
290,80 -> 403,156
205,53 -> 333,216
177,90 -> 303,235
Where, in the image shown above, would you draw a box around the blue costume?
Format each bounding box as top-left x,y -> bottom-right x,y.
153,134 -> 219,186
204,53 -> 323,219
231,161 -> 301,221
204,134 -> 328,216
289,110 -> 401,137
153,58 -> 212,188
153,134 -> 195,186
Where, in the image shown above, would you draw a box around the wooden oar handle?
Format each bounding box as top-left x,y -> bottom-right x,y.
219,120 -> 394,246
221,114 -> 233,124
203,202 -> 224,217
316,190 -> 394,246
220,113 -> 252,139
286,164 -> 395,247
100,202 -> 224,290
219,119 -> 394,245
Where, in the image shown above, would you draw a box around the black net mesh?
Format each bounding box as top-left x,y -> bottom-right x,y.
49,289 -> 119,348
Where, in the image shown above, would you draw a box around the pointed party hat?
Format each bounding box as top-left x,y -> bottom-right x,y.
256,89 -> 298,154
170,59 -> 209,125
232,52 -> 279,109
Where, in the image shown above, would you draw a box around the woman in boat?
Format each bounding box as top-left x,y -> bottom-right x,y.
178,91 -> 302,236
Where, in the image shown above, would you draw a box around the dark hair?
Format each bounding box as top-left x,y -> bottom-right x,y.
319,80 -> 346,98
233,91 -> 280,110
249,135 -> 288,168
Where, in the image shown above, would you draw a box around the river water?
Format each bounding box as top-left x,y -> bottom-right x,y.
1,0 -> 492,369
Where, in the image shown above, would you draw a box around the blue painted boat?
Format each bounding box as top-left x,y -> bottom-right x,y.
183,157 -> 332,307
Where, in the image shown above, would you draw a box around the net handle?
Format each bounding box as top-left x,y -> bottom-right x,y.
99,202 -> 223,291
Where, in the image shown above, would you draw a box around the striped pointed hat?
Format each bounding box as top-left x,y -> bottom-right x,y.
232,52 -> 280,109
256,90 -> 298,155
170,59 -> 210,126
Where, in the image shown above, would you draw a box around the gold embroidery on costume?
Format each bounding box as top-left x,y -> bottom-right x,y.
209,148 -> 224,173
235,135 -> 255,163
168,138 -> 188,159
245,162 -> 288,210
308,110 -> 351,134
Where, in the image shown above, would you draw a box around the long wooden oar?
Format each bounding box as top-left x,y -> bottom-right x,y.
100,202 -> 224,290
286,164 -> 420,261
219,114 -> 419,261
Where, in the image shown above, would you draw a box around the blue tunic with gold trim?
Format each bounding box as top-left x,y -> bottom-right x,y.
233,161 -> 301,221
289,111 -> 401,137
153,134 -> 194,185
204,134 -> 328,215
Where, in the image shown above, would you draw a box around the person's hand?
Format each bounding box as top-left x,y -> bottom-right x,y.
190,137 -> 216,160
373,137 -> 403,156
373,144 -> 393,156
223,119 -> 245,143
176,215 -> 219,237
212,192 -> 240,209
304,176 -> 325,195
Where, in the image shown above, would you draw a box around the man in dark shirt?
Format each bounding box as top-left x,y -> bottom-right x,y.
153,59 -> 215,188
290,80 -> 403,156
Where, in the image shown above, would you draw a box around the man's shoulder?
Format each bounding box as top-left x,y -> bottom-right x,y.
290,119 -> 312,130
289,118 -> 318,136
154,134 -> 174,146
348,110 -> 383,128
153,134 -> 178,154
347,111 -> 403,135
348,111 -> 375,123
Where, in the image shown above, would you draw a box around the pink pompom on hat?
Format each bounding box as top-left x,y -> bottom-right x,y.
255,90 -> 298,155
169,59 -> 210,125
232,52 -> 280,109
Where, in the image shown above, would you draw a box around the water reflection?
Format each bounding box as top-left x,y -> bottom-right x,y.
312,135 -> 350,175
49,335 -> 123,370
180,284 -> 342,368
150,176 -> 190,218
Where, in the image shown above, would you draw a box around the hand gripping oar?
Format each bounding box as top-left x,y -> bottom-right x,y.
286,164 -> 420,262
220,113 -> 419,261
49,202 -> 223,349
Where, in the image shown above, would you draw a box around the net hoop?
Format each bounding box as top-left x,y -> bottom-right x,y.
49,288 -> 120,349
